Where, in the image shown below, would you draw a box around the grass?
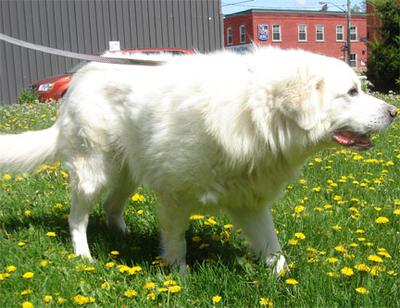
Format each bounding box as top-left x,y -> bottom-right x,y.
0,94 -> 400,307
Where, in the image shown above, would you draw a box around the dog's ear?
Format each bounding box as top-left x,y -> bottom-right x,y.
275,76 -> 325,131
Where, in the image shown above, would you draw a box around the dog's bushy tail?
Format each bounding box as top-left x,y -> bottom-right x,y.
0,124 -> 60,173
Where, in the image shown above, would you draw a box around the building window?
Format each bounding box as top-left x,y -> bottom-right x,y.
316,25 -> 324,41
227,27 -> 233,45
336,25 -> 344,41
239,25 -> 246,44
350,25 -> 358,41
349,53 -> 357,67
298,24 -> 307,41
272,24 -> 281,41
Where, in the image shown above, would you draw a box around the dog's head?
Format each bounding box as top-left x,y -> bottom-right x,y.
270,51 -> 397,151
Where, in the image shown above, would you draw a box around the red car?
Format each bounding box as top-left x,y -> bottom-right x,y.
31,48 -> 193,102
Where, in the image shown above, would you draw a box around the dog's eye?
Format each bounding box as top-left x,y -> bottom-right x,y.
348,86 -> 359,96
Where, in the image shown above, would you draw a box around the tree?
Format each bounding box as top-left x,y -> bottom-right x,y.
366,1 -> 400,92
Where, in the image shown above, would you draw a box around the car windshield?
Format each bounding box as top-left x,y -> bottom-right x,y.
67,61 -> 88,74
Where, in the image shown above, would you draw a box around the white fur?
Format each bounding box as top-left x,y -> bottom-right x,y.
0,47 -> 396,274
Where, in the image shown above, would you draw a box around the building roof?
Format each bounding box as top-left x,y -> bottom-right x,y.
224,8 -> 366,18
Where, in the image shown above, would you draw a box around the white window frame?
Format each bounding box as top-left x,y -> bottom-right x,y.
239,25 -> 246,44
272,24 -> 281,41
227,27 -> 233,45
298,24 -> 307,42
350,25 -> 358,41
316,24 -> 324,41
336,25 -> 344,41
349,53 -> 357,67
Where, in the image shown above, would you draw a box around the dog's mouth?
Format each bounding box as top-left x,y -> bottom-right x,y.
332,130 -> 372,150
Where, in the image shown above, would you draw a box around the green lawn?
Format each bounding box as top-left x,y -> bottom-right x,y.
1,95 -> 399,307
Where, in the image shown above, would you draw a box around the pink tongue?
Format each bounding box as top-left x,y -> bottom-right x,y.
333,131 -> 358,145
333,131 -> 371,147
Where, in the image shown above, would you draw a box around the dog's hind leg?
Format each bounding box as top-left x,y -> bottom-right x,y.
67,156 -> 107,260
227,207 -> 288,276
103,166 -> 136,234
157,200 -> 190,274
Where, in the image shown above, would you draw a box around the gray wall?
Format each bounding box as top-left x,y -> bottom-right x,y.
0,0 -> 223,105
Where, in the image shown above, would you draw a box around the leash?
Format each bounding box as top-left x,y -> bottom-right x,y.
0,33 -> 165,66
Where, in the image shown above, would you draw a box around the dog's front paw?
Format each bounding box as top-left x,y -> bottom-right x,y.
266,253 -> 288,276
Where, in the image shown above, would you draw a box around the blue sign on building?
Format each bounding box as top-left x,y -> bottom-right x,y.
258,24 -> 269,41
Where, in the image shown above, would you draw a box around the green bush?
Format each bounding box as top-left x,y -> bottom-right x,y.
17,88 -> 39,104
366,1 -> 400,93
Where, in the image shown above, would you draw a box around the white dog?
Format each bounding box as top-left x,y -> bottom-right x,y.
0,47 -> 396,274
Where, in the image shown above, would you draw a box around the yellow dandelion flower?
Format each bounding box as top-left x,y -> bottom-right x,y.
21,302 -> 34,308
377,248 -> 391,259
368,255 -> 383,263
375,216 -> 389,224
340,267 -> 354,276
73,295 -> 95,305
137,209 -> 144,215
285,278 -> 298,285
24,210 -> 32,217
128,266 -> 142,275
163,279 -> 177,286
332,224 -> 342,231
40,260 -> 49,268
324,204 -> 333,210
46,231 -> 56,237
131,193 -> 145,202
101,282 -> 111,289
355,287 -> 369,295
67,253 -> 76,260
110,250 -> 120,256
335,245 -> 347,253
18,241 -> 26,247
56,297 -> 67,304
288,239 -> 298,246
354,264 -> 370,272
118,265 -> 130,273
105,262 -> 115,268
124,289 -> 137,298
3,174 -> 12,180
393,209 -> 400,215
168,285 -> 182,293
143,282 -> 156,290
20,289 -> 33,296
147,293 -> 156,300
259,297 -> 273,307
158,287 -> 168,293
212,295 -> 222,303
327,257 -> 338,264
22,272 -> 34,279
189,214 -> 205,220
294,205 -> 305,213
294,232 -> 306,240
43,295 -> 53,304
204,217 -> 217,226
6,265 -> 17,273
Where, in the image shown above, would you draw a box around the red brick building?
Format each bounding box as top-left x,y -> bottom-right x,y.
224,9 -> 367,70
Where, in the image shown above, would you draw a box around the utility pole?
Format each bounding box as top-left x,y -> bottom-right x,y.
346,0 -> 352,66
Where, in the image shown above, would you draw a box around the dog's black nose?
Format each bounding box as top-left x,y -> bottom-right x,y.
389,107 -> 398,118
